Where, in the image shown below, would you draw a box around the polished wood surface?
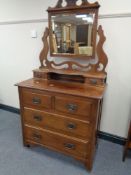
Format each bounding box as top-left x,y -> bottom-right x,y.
24,108 -> 92,140
39,27 -> 49,68
123,121 -> 131,161
22,90 -> 52,109
55,96 -> 94,117
17,81 -> 104,171
51,0 -> 100,10
39,25 -> 108,76
17,78 -> 106,99
34,67 -> 107,79
25,125 -> 89,159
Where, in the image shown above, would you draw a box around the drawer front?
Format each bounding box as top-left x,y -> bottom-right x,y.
55,96 -> 93,117
24,126 -> 89,159
24,108 -> 92,139
22,90 -> 52,109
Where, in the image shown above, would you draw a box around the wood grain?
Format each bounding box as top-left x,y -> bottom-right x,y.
24,108 -> 92,140
17,78 -> 106,99
24,125 -> 89,159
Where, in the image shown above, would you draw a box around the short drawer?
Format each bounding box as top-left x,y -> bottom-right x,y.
24,126 -> 89,159
55,96 -> 93,118
24,108 -> 92,139
22,89 -> 52,109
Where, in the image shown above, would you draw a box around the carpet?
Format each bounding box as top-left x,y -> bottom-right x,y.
0,109 -> 131,175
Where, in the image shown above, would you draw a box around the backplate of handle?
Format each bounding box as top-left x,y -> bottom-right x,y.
32,133 -> 42,141
32,97 -> 41,104
90,79 -> 97,85
33,115 -> 42,122
64,143 -> 75,150
66,103 -> 77,112
67,123 -> 76,129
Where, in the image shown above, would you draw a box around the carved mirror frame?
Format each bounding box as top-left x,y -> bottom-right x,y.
38,0 -> 108,78
48,0 -> 100,59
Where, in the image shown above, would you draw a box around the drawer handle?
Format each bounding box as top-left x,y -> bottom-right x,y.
66,104 -> 77,112
32,133 -> 42,141
33,115 -> 42,122
67,123 -> 76,130
90,79 -> 97,85
64,143 -> 75,150
32,97 -> 41,104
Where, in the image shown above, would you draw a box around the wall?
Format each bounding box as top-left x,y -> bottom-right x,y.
0,0 -> 131,138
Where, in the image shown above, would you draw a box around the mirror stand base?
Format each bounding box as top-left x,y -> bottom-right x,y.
33,68 -> 106,87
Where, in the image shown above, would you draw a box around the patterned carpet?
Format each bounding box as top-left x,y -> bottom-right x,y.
0,109 -> 131,175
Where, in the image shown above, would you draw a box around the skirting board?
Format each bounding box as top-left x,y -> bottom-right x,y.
0,103 -> 20,114
0,103 -> 126,146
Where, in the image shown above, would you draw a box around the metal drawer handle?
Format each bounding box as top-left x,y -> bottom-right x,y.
64,143 -> 75,150
66,104 -> 77,112
33,115 -> 42,122
32,133 -> 42,141
67,123 -> 76,130
90,79 -> 97,85
32,97 -> 41,104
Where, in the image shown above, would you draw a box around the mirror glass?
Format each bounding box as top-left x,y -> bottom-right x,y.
51,13 -> 95,56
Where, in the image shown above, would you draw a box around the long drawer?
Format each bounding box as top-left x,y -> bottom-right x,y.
24,108 -> 92,139
24,126 -> 89,159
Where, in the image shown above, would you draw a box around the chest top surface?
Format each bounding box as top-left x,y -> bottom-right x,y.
17,78 -> 106,99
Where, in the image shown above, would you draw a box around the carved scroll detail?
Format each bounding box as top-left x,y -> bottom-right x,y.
64,0 -> 99,7
39,26 -> 108,74
95,25 -> 108,73
39,27 -> 49,68
65,0 -> 77,6
49,0 -> 99,9
55,0 -> 63,8
81,0 -> 90,5
49,60 -> 91,71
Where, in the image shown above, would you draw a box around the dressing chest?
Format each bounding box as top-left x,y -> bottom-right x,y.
17,0 -> 108,171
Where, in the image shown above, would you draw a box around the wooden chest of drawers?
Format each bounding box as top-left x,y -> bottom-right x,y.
17,78 -> 105,171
